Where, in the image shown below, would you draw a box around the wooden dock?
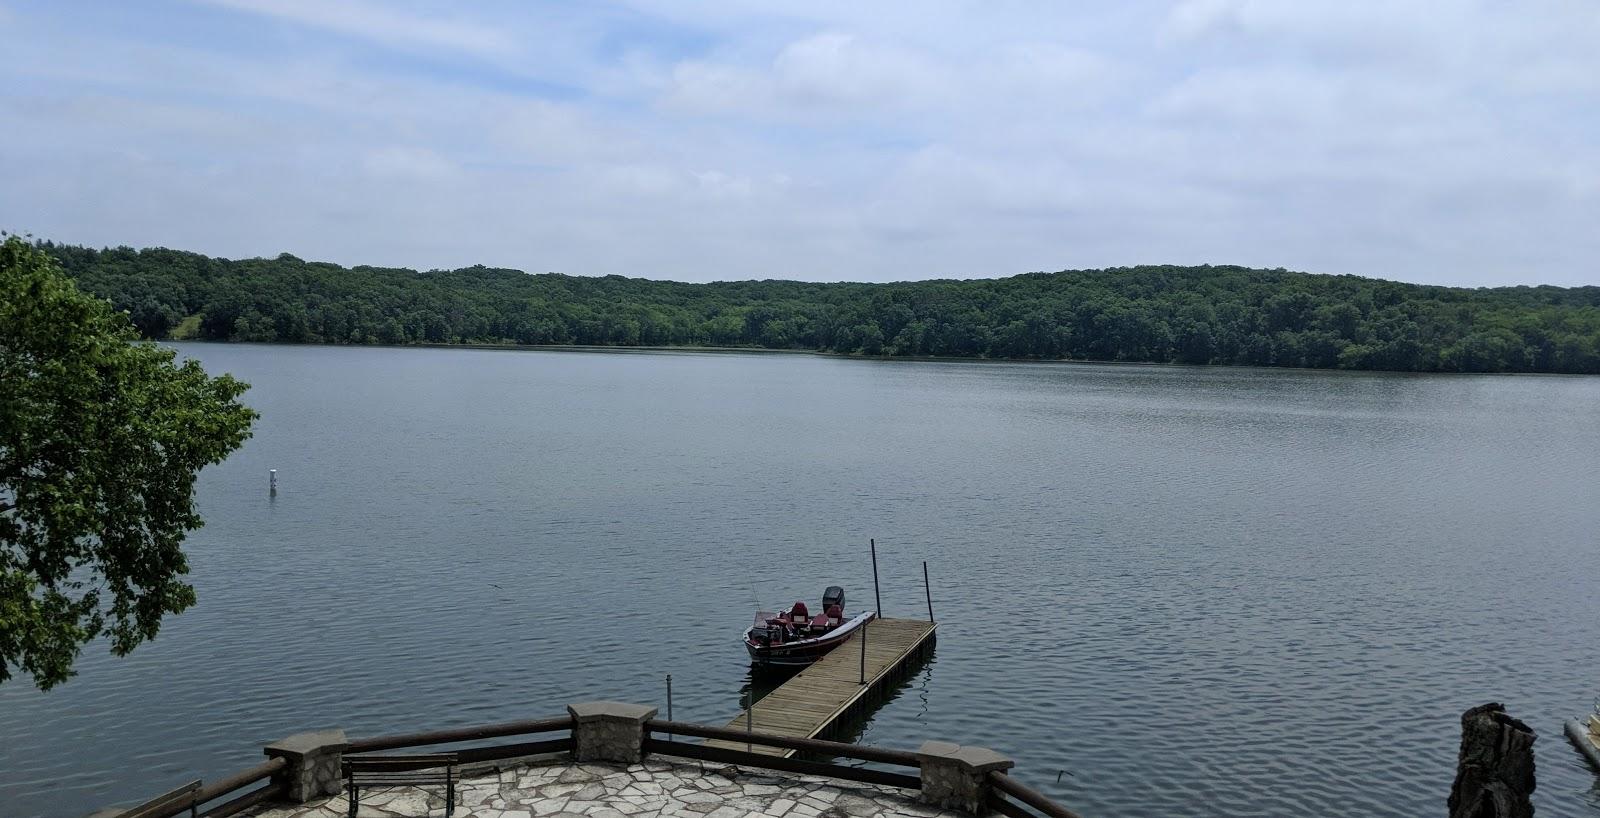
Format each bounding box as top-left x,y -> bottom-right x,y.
707,617 -> 938,757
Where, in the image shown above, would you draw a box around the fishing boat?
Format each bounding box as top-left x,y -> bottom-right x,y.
745,586 -> 874,668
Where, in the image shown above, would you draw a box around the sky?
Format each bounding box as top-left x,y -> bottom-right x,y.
1,1 -> 1598,287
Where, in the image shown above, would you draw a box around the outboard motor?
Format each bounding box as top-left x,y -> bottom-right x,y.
822,586 -> 845,613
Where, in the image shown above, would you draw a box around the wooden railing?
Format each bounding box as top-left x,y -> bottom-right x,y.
346,716 -> 573,761
988,772 -> 1086,818
644,719 -> 922,789
105,715 -> 1081,818
112,757 -> 286,818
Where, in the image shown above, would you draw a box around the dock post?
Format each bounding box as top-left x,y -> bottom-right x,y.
859,619 -> 869,685
269,469 -> 277,497
665,674 -> 673,740
870,538 -> 881,615
744,693 -> 753,753
923,560 -> 934,623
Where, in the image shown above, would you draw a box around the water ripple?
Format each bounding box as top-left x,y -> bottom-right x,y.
3,347 -> 1599,817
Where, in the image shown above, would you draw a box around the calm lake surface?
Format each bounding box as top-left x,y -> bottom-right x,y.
4,344 -> 1600,817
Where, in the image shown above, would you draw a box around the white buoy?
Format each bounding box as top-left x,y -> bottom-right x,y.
269,469 -> 278,496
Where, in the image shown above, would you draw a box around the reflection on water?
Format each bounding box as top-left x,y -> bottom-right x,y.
3,345 -> 1600,818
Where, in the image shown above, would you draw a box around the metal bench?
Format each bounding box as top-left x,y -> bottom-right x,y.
342,753 -> 457,817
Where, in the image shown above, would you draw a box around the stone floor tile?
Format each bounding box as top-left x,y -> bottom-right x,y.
245,757 -> 943,818
532,798 -> 570,815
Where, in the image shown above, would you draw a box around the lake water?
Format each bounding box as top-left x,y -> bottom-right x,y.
4,344 -> 1600,818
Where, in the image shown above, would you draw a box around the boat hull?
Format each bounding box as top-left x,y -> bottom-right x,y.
744,612 -> 874,669
1567,717 -> 1600,773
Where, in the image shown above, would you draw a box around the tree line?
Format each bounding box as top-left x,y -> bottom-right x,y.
39,240 -> 1600,373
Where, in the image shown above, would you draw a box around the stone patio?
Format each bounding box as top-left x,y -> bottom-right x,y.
245,758 -> 967,818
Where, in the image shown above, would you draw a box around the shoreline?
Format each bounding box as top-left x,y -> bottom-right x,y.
161,338 -> 1576,377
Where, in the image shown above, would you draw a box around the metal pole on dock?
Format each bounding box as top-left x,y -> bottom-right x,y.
870,539 -> 881,615
269,469 -> 277,497
923,560 -> 934,623
744,693 -> 753,753
859,619 -> 869,685
665,674 -> 673,739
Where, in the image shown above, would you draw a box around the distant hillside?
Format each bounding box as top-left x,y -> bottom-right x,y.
40,241 -> 1600,374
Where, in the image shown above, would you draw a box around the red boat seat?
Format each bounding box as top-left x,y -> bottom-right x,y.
791,601 -> 809,620
826,604 -> 843,625
810,614 -> 830,629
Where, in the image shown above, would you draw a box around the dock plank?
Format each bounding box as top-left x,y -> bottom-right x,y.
706,617 -> 938,757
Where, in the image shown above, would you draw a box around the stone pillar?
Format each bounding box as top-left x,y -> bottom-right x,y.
916,740 -> 1014,815
1449,703 -> 1537,818
264,728 -> 348,803
567,701 -> 658,764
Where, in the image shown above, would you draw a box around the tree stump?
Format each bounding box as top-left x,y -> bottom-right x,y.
1448,702 -> 1537,818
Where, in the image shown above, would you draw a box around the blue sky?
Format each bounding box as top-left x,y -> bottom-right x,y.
2,1 -> 1597,286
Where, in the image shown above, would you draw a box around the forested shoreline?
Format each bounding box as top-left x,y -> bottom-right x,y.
41,240 -> 1600,373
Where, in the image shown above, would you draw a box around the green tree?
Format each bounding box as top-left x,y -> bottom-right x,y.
1,237 -> 257,690
37,239 -> 1600,374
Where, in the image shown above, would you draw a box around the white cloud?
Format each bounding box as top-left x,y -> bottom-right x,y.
662,60 -> 765,114
692,170 -> 754,200
491,99 -> 641,164
662,32 -> 947,117
0,1 -> 1597,286
1160,0 -> 1244,43
195,0 -> 515,57
362,146 -> 460,180
771,32 -> 938,108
